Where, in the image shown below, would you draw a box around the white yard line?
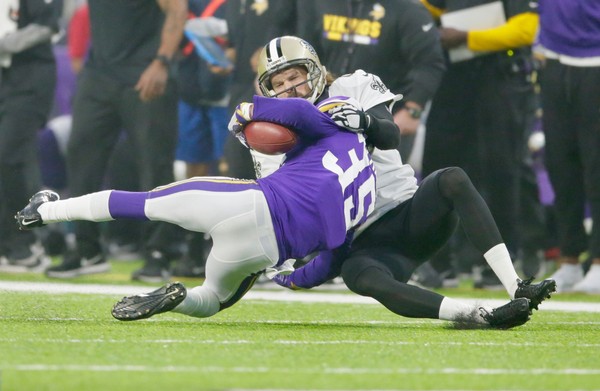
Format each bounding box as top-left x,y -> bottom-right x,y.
3,364 -> 600,375
0,337 -> 598,348
0,280 -> 599,312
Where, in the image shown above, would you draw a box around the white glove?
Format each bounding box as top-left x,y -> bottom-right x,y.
318,96 -> 370,133
227,102 -> 254,147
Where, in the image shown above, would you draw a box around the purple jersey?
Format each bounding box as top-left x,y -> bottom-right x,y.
538,0 -> 600,58
252,96 -> 376,263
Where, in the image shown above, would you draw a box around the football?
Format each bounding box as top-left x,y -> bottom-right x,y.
243,121 -> 297,155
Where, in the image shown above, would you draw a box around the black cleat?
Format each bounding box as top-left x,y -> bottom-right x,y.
479,297 -> 532,329
112,282 -> 187,321
15,190 -> 60,230
514,277 -> 557,310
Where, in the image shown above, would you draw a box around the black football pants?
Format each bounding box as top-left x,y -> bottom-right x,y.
540,59 -> 600,259
0,62 -> 56,256
66,70 -> 179,257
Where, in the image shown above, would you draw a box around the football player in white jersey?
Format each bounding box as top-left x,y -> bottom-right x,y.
255,36 -> 556,328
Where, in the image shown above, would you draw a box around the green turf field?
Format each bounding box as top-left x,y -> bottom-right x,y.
1,262 -> 599,391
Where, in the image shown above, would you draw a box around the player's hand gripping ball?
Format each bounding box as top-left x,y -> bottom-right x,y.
243,121 -> 298,155
227,102 -> 253,146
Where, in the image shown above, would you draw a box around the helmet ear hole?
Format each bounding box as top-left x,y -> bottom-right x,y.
257,36 -> 327,103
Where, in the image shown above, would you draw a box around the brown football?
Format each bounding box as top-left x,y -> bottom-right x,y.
243,121 -> 298,155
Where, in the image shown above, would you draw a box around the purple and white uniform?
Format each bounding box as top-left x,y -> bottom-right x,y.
252,96 -> 376,262
38,95 -> 376,317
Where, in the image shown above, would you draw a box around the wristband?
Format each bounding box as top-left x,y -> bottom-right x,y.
155,54 -> 171,68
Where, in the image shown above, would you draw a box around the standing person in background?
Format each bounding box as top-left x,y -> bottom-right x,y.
0,0 -> 63,273
222,0 -> 296,178
45,0 -> 188,279
419,0 -> 539,288
296,0 -> 446,161
177,0 -> 231,179
536,1 -> 600,294
170,0 -> 232,279
65,1 -> 145,262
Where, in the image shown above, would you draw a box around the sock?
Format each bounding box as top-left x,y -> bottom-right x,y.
38,190 -> 113,223
438,297 -> 486,324
484,243 -> 520,298
173,286 -> 221,318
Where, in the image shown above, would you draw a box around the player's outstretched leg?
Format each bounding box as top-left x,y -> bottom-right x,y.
514,277 -> 557,310
15,190 -> 60,230
479,297 -> 532,329
112,282 -> 187,321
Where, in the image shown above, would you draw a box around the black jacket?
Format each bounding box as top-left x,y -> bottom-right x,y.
297,0 -> 446,107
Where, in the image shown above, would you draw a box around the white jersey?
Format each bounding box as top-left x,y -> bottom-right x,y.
251,69 -> 418,235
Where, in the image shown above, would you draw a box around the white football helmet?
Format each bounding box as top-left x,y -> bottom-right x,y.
257,36 -> 327,104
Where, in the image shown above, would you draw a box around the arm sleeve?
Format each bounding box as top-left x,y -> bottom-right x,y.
0,24 -> 53,54
252,95 -> 337,139
467,12 -> 539,52
365,103 -> 400,150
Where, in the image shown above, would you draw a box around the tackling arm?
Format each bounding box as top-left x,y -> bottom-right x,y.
252,96 -> 338,139
272,236 -> 352,289
364,103 -> 401,150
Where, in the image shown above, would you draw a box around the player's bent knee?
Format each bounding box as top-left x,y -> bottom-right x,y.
438,167 -> 471,197
342,263 -> 392,296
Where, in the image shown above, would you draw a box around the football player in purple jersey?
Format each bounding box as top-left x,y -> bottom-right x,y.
15,94 -> 377,321
254,36 -> 556,329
